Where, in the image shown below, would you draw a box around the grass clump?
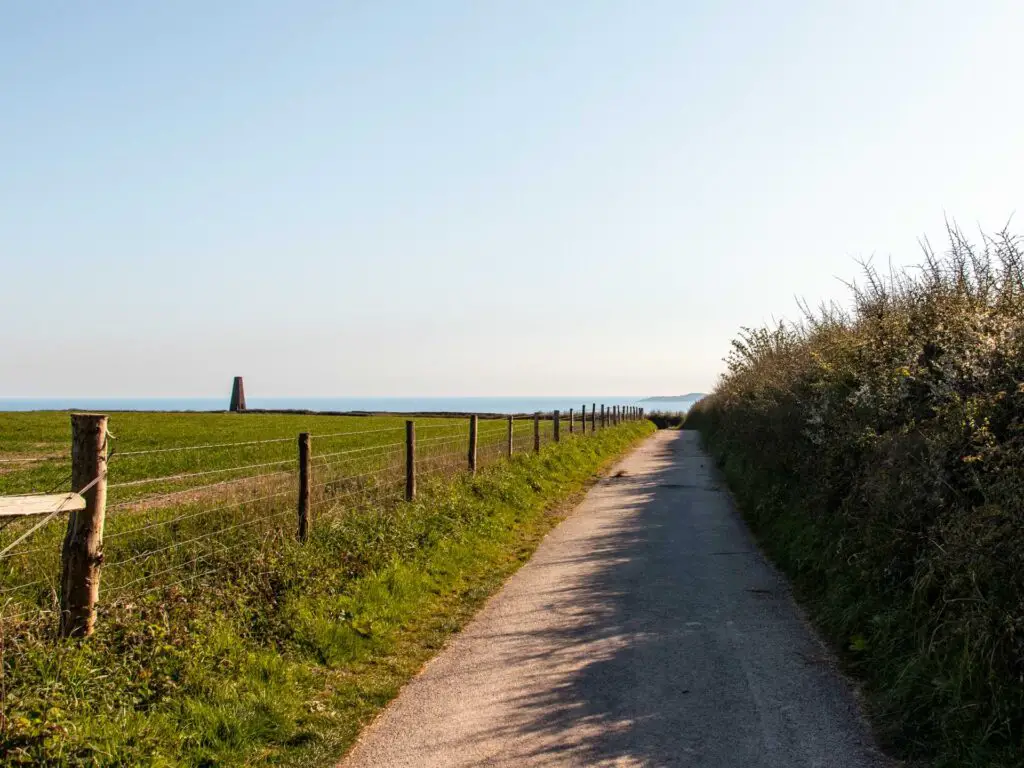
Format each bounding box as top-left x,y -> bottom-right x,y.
687,225 -> 1024,766
0,421 -> 653,766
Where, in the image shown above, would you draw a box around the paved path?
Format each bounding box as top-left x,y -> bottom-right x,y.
340,430 -> 889,767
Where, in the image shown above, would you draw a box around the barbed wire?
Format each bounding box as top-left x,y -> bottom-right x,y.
311,425 -> 406,438
311,442 -> 404,461
0,606 -> 56,623
311,446 -> 403,466
103,532 -> 283,600
108,458 -> 295,489
309,465 -> 404,491
105,470 -> 293,512
0,578 -> 50,598
114,436 -> 294,457
104,489 -> 296,541
105,506 -> 297,570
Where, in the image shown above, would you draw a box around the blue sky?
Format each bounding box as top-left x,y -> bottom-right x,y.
2,1 -> 1021,397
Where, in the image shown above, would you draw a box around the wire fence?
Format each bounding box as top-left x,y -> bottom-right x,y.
0,406 -> 643,635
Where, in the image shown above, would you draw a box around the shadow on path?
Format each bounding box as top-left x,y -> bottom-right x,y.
459,431 -> 886,766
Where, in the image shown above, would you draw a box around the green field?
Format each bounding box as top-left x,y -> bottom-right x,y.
0,409 -> 649,766
0,411 -> 482,494
0,411 -> 550,621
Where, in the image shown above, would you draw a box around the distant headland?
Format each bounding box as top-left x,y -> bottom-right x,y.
640,393 -> 707,402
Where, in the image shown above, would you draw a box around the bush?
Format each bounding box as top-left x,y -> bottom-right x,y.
689,226 -> 1024,767
645,411 -> 686,429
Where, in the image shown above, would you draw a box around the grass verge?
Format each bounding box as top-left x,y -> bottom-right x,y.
1,421 -> 653,766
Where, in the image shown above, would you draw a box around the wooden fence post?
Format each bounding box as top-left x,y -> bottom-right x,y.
601,404 -> 606,428
568,408 -> 574,434
591,403 -> 596,432
59,413 -> 109,638
553,410 -> 561,443
468,415 -> 478,474
533,412 -> 541,453
507,415 -> 514,456
581,404 -> 587,434
406,421 -> 416,500
297,432 -> 311,542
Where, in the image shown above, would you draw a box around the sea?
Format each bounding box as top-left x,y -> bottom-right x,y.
0,396 -> 695,414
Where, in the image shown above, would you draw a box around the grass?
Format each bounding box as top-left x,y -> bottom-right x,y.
687,225 -> 1024,767
0,412 -> 540,619
0,410 -> 653,765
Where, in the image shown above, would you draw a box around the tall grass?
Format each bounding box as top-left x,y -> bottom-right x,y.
688,225 -> 1024,766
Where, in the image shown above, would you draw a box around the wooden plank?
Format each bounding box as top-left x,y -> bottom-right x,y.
0,493 -> 85,518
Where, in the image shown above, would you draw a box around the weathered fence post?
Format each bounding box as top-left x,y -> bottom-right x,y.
553,410 -> 561,443
569,408 -> 574,434
468,415 -> 478,474
406,421 -> 416,501
591,403 -> 596,432
507,415 -> 514,456
601,404 -> 606,428
297,432 -> 311,542
59,413 -> 109,638
581,404 -> 587,434
533,412 -> 541,453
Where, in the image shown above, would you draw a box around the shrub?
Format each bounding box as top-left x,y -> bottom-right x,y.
645,410 -> 686,429
689,225 -> 1024,767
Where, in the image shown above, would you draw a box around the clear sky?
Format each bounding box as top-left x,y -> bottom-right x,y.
2,1 -> 1021,398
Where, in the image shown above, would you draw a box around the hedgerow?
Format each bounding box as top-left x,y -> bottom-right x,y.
688,225 -> 1024,766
